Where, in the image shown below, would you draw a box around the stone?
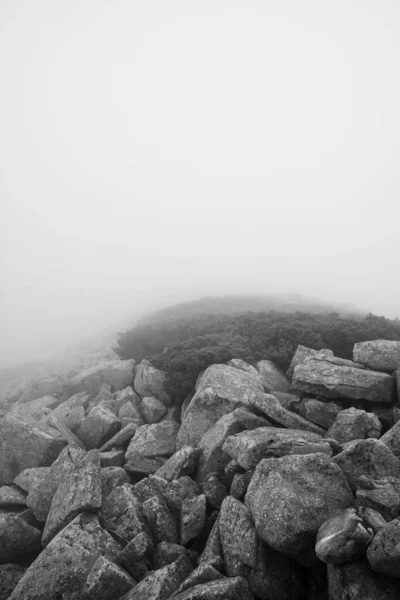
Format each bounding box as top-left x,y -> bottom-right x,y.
100,466 -> 129,499
134,359 -> 171,405
245,453 -> 354,558
171,577 -> 254,600
219,496 -> 258,577
119,401 -> 143,422
356,476 -> 400,520
292,359 -> 395,403
177,364 -> 266,449
154,542 -> 189,569
333,439 -> 400,492
367,517 -> 400,578
80,556 -> 135,600
99,483 -> 148,544
353,340 -> 400,372
77,406 -> 121,449
328,559 -> 400,600
99,450 -> 125,467
0,565 -> 25,600
299,398 -> 342,429
250,393 -> 326,435
315,508 -> 374,565
249,541 -> 304,600
154,446 -> 199,481
8,513 -> 121,600
227,358 -> 259,376
114,386 -> 142,412
8,395 -> 61,422
286,345 -> 334,378
198,515 -> 223,568
0,512 -> 41,564
0,417 -> 66,485
67,359 -> 135,395
380,419 -> 400,459
181,494 -> 207,545
42,449 -> 102,545
143,495 -> 178,544
230,471 -> 253,500
173,563 -> 224,595
327,408 -> 382,444
117,531 -> 154,580
201,475 -> 227,509
164,476 -> 202,512
223,427 -> 331,470
0,485 -> 26,508
125,420 -> 179,460
141,396 -> 167,423
272,391 -> 302,411
120,554 -> 192,600
99,422 -> 138,452
124,456 -> 167,476
256,359 -> 290,392
222,460 -> 244,489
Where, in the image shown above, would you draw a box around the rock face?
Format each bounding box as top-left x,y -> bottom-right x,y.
0,417 -> 66,485
292,359 -> 395,403
256,360 -> 290,392
68,359 -> 135,395
134,360 -> 171,406
245,453 -> 354,557
354,340 -> 400,372
327,408 -> 382,443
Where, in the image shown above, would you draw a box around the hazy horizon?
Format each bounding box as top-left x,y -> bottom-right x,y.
1,0 -> 400,369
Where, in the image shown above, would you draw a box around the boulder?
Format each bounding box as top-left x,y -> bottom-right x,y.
198,515 -> 223,569
333,439 -> 400,492
134,360 -> 171,405
0,513 -> 41,564
354,340 -> 400,372
117,531 -> 154,581
43,394 -> 87,432
99,450 -> 125,467
380,419 -> 400,459
67,359 -> 135,395
328,559 -> 400,599
219,496 -> 258,577
249,393 -> 326,435
367,517 -> 400,578
171,576 -> 254,600
286,345 -> 334,378
18,377 -> 64,404
223,427 -> 331,470
99,422 -> 138,452
76,406 -> 121,449
141,396 -> 167,423
0,486 -> 27,508
42,450 -> 102,545
173,563 -> 224,595
143,495 -> 178,544
125,420 -> 179,460
0,417 -> 66,485
256,360 -> 290,392
99,483 -> 148,543
356,476 -> 400,520
100,466 -> 129,499
163,476 -> 201,512
299,398 -> 342,429
8,514 -> 121,600
327,408 -> 382,444
248,541 -> 304,600
8,395 -> 61,422
124,456 -> 167,477
154,446 -> 200,481
181,494 -> 207,545
80,556 -> 135,600
315,508 -> 373,564
292,359 -> 395,403
201,474 -> 227,509
245,453 -> 354,558
227,359 -> 259,376
0,565 -> 25,600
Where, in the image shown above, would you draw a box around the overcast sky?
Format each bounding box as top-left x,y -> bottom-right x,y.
1,0 -> 400,368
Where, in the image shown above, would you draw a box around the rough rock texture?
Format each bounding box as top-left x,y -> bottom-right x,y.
0,417 -> 66,485
328,559 -> 400,599
0,565 -> 26,600
0,485 -> 27,508
256,359 -> 290,392
249,541 -> 304,600
0,513 -> 42,564
223,427 -> 331,470
99,422 -> 138,452
315,508 -> 374,565
227,359 -> 259,376
42,450 -> 102,545
181,494 -> 207,545
8,514 -> 121,600
380,419 -> 400,459
354,340 -> 400,372
171,576 -> 254,600
143,495 -> 178,544
120,554 -> 192,600
80,556 -> 135,600
155,446 -> 200,481
141,396 -> 167,423
44,392 -> 88,432
299,397 -> 342,429
249,393 -> 326,434
77,406 -> 121,449
356,476 -> 400,520
367,517 -> 400,578
292,359 -> 395,403
286,345 -> 334,378
327,408 -> 382,444
99,483 -> 148,543
126,420 -> 179,460
245,453 -> 354,558
68,359 -> 135,395
219,496 -> 258,577
134,360 -> 171,406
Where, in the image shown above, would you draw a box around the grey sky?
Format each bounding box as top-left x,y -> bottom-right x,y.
1,0 -> 400,368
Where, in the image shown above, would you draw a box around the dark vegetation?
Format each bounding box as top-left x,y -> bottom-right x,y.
115,297 -> 400,403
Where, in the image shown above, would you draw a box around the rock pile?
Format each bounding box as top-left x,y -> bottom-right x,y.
1,340 -> 400,599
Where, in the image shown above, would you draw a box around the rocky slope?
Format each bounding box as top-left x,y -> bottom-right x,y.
1,340 -> 400,599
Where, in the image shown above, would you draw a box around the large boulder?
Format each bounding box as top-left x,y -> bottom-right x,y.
76,406 -> 121,449
67,359 -> 135,395
327,408 -> 382,444
256,360 -> 290,392
286,345 -> 334,378
134,360 -> 171,406
0,418 -> 66,485
245,453 -> 354,558
177,365 -> 270,449
328,560 -> 400,600
125,420 -> 179,460
353,340 -> 400,372
291,359 -> 395,403
219,496 -> 258,577
8,514 -> 121,600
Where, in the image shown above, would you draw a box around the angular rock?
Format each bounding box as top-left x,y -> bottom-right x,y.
223,427 -> 331,470
67,359 -> 135,395
328,559 -> 400,600
120,554 -> 192,600
134,360 -> 171,405
256,359 -> 290,392
380,419 -> 400,459
126,420 -> 179,460
100,450 -> 125,467
201,475 -> 227,509
154,446 -> 200,481
0,565 -> 25,600
0,486 -> 27,508
315,508 -> 374,564
143,495 -> 178,544
0,417 -> 66,485
299,397 -> 342,429
44,392 -> 89,432
119,401 -> 143,422
80,556 -> 135,600
198,515 -> 223,569
249,540 -> 304,600
333,438 -> 400,492
99,483 -> 148,544
227,358 -> 259,376
287,345 -> 334,378
354,340 -> 400,372
42,449 -> 102,545
115,386 -> 142,412
164,477 -> 202,512
245,453 -> 354,558
0,513 -> 41,564
173,563 -> 224,595
367,517 -> 400,578
100,466 -> 129,499
8,513 -> 120,600
356,476 -> 400,520
250,394 -> 326,434
141,396 -> 167,423
181,494 -> 207,545
327,408 -> 382,444
18,377 -> 64,404
172,577 -> 253,600
99,422 -> 138,452
77,406 -> 121,449
155,542 -> 189,569
230,471 -> 253,500
292,359 -> 395,403
219,496 -> 258,577
124,456 -> 167,477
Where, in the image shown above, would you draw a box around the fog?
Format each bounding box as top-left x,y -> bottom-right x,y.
1,0 -> 400,368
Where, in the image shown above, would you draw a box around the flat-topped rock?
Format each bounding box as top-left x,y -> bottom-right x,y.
354,340 -> 400,372
256,360 -> 290,392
